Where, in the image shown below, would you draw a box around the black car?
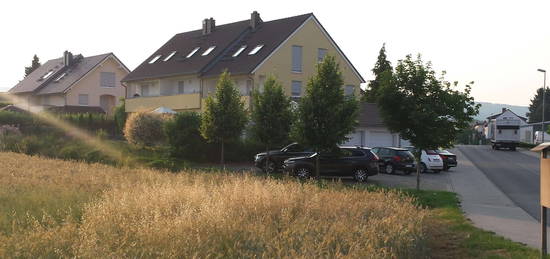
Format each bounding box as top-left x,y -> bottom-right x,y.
254,143 -> 314,173
436,149 -> 457,170
282,147 -> 379,182
371,147 -> 416,175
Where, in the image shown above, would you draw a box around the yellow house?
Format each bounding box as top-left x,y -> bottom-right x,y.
9,51 -> 129,114
122,11 -> 365,113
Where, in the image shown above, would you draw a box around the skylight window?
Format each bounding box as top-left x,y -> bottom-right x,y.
186,47 -> 200,58
232,45 -> 247,57
202,46 -> 216,56
163,51 -> 177,61
41,70 -> 54,80
148,54 -> 162,64
248,45 -> 264,55
54,73 -> 67,82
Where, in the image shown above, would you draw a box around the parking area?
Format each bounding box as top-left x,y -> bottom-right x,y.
367,169 -> 453,191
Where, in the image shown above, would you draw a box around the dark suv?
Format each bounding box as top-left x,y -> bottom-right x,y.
436,149 -> 457,170
371,147 -> 416,175
282,147 -> 379,182
254,143 -> 314,173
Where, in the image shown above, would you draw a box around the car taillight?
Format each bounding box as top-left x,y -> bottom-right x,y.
372,153 -> 379,161
440,155 -> 446,159
393,156 -> 401,162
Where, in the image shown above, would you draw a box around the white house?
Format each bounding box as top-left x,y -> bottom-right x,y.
485,108 -> 527,143
344,102 -> 410,147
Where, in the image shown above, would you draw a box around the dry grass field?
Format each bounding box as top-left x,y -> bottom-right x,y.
0,152 -> 429,258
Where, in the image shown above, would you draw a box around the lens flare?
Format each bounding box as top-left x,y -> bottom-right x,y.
1,92 -> 128,164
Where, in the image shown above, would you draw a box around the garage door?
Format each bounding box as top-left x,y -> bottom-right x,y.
367,131 -> 394,147
344,131 -> 364,146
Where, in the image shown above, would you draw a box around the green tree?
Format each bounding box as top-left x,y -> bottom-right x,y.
294,55 -> 359,178
200,71 -> 247,167
363,43 -> 392,102
113,98 -> 127,135
377,54 -> 479,190
251,76 -> 292,173
123,111 -> 166,147
526,87 -> 550,124
165,111 -> 206,161
24,55 -> 41,77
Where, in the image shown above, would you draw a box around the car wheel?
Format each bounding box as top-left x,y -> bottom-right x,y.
263,160 -> 276,174
385,164 -> 395,174
354,168 -> 368,183
295,167 -> 312,180
421,163 -> 427,173
433,170 -> 441,174
404,170 -> 412,175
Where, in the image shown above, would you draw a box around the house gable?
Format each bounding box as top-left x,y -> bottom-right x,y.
252,16 -> 364,96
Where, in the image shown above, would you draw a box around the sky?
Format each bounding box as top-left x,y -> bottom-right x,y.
1,0 -> 549,106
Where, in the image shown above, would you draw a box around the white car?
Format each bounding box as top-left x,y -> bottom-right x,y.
405,147 -> 444,173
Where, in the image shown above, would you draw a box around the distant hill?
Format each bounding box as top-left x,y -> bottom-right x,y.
475,102 -> 529,121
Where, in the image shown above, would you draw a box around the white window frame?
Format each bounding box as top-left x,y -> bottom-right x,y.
248,45 -> 264,55
54,72 -> 66,82
317,48 -> 328,63
163,51 -> 177,61
291,45 -> 303,72
291,80 -> 302,98
100,72 -> 116,88
232,45 -> 247,57
78,94 -> 89,106
148,54 -> 162,64
42,70 -> 54,80
186,47 -> 200,58
202,46 -> 216,56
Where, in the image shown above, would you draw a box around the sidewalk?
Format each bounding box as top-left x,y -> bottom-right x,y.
369,147 -> 547,248
449,148 -> 546,249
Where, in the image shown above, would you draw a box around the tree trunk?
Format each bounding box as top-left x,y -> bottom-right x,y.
415,150 -> 421,190
220,140 -> 225,170
265,144 -> 270,174
315,150 -> 320,179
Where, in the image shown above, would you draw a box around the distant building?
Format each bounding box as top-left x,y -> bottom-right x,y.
8,51 -> 129,114
122,11 -> 364,113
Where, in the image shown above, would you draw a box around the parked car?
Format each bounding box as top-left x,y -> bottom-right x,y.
435,149 -> 457,171
282,147 -> 379,182
370,147 -> 416,175
254,143 -> 314,173
404,147 -> 444,173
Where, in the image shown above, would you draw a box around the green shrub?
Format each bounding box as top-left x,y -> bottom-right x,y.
164,112 -> 207,161
124,112 -> 166,147
113,98 -> 127,135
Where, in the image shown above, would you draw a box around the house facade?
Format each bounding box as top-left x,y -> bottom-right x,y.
344,102 -> 411,147
122,11 -> 365,112
9,51 -> 129,114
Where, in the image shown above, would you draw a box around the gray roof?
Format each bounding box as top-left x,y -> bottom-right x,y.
9,53 -> 124,95
486,108 -> 527,121
122,13 -> 365,83
357,102 -> 386,128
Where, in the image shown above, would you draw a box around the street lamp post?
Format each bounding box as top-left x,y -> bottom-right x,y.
539,69 -> 547,143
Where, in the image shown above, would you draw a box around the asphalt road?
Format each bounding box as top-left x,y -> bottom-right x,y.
456,145 -> 543,221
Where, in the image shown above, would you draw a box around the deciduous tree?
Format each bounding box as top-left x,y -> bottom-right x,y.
251,76 -> 292,173
294,55 -> 359,178
377,54 -> 479,190
200,71 -> 247,167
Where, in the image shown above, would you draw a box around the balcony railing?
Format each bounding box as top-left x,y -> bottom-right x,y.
125,93 -> 201,112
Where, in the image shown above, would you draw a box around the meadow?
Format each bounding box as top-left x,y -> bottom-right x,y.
0,152 -> 429,258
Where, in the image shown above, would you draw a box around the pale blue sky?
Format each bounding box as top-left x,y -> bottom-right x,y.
1,0 -> 549,106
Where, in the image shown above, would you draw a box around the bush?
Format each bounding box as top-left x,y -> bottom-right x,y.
113,98 -> 127,135
164,112 -> 207,161
124,112 -> 166,147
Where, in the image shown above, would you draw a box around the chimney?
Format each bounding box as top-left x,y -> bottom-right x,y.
250,11 -> 262,31
63,51 -> 73,67
202,17 -> 216,35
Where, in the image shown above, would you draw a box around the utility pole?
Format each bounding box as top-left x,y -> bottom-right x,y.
538,69 -> 547,142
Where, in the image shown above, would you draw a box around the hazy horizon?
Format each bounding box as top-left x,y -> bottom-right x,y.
1,0 -> 549,106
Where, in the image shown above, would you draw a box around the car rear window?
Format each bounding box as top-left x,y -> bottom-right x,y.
397,151 -> 413,158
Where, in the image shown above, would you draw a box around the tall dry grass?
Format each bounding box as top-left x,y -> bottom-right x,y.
0,152 -> 429,258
